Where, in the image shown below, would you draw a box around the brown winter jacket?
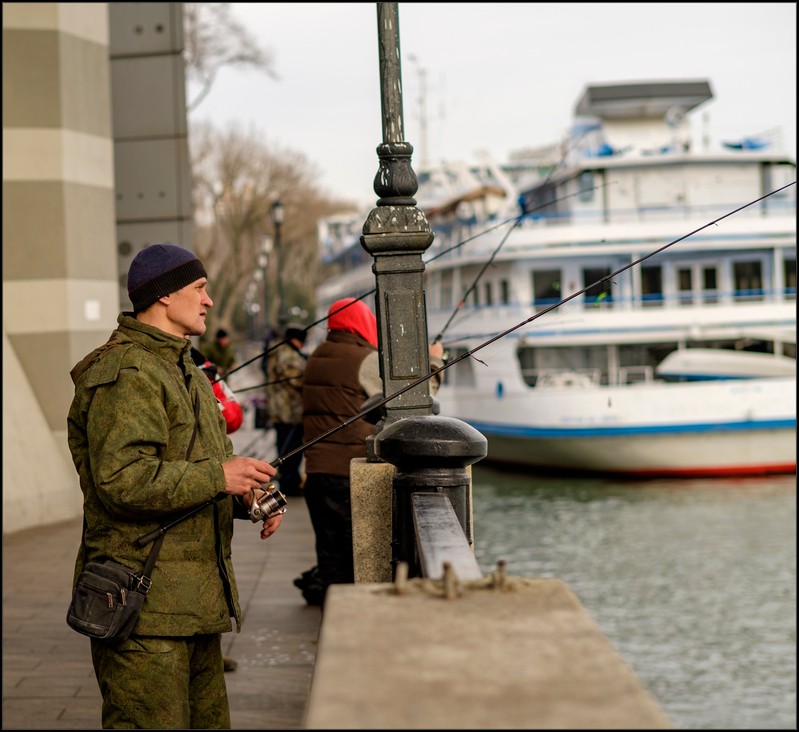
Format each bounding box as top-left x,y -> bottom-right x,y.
67,314 -> 248,637
302,330 -> 377,476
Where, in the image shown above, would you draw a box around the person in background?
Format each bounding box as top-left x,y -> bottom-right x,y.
265,324 -> 308,497
300,297 -> 444,607
203,328 -> 236,379
67,242 -> 282,728
191,347 -> 243,436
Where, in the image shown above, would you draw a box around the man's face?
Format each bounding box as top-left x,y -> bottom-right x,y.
165,277 -> 213,338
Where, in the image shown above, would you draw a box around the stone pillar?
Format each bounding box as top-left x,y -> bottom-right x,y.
2,3 -> 117,532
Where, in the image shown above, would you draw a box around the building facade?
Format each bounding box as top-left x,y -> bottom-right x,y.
2,3 -> 191,533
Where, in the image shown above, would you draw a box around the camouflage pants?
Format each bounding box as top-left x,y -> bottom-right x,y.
91,633 -> 230,729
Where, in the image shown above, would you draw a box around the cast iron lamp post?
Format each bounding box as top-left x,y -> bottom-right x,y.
365,2 -> 486,578
270,197 -> 285,322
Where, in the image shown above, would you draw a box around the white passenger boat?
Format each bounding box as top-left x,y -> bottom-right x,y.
317,79 -> 796,477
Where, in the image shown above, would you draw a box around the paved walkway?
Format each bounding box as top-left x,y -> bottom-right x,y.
2,415 -> 321,730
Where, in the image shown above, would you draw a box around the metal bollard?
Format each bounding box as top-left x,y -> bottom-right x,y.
375,414 -> 487,578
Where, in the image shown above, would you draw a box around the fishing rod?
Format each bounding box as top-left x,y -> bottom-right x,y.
220,130 -> 611,382
139,180 -> 795,546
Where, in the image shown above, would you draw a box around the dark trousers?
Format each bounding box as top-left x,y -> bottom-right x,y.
303,473 -> 354,602
274,423 -> 304,495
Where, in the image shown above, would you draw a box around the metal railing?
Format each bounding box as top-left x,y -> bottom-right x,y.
411,493 -> 482,580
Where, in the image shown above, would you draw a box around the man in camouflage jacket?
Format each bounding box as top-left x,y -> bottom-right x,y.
67,243 -> 282,729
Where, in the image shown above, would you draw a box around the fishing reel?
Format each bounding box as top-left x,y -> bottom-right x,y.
248,483 -> 288,523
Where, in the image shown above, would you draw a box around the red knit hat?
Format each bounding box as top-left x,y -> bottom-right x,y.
327,298 -> 378,347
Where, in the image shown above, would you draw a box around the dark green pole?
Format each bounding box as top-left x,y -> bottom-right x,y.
364,2 -> 486,577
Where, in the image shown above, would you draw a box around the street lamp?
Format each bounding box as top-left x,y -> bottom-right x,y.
269,197 -> 285,321
259,235 -> 272,333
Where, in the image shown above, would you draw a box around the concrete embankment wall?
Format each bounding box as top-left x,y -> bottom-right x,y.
304,459 -> 672,729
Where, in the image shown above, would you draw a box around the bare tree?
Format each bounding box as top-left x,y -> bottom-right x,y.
183,3 -> 278,112
190,122 -> 357,346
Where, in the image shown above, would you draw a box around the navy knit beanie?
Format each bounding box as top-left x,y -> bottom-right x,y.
127,243 -> 207,312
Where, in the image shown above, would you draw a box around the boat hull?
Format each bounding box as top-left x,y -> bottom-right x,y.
469,425 -> 795,477
437,377 -> 796,478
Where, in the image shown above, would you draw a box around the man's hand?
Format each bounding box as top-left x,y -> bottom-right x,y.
259,512 -> 283,540
429,341 -> 444,360
222,457 -> 277,497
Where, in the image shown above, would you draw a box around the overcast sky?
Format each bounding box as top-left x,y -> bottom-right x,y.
188,2 -> 797,208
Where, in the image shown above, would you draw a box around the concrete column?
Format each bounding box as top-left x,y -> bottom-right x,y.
3,3 -> 116,532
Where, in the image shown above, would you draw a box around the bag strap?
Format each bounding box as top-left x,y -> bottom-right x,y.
134,532 -> 164,594
132,393 -> 200,592
80,393 -> 202,590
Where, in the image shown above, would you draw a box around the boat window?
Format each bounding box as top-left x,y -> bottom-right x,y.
733,260 -> 764,302
784,258 -> 797,300
517,346 -> 536,386
518,344 -> 607,386
532,270 -> 562,310
500,279 -> 510,305
677,267 -> 693,306
441,346 -> 475,387
641,266 -> 663,307
484,281 -> 493,306
702,267 -> 719,304
762,163 -> 795,211
468,283 -> 479,307
440,270 -> 453,309
520,182 -> 559,221
577,171 -> 595,202
582,267 -> 612,308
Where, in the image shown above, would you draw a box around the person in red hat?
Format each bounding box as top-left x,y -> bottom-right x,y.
191,347 -> 243,435
300,298 -> 443,607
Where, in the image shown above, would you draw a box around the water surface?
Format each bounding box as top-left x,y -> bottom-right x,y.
471,467 -> 797,730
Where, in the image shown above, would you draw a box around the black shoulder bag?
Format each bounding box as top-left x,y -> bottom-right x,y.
67,394 -> 200,643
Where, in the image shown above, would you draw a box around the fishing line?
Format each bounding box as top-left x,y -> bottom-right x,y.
220,183 -> 615,383
234,376 -> 301,395
431,214 -> 524,343
427,182 -> 615,344
220,292 -> 373,382
268,179 -> 796,469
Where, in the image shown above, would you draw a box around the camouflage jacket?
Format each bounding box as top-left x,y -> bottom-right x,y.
266,342 -> 306,424
67,314 -> 248,637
